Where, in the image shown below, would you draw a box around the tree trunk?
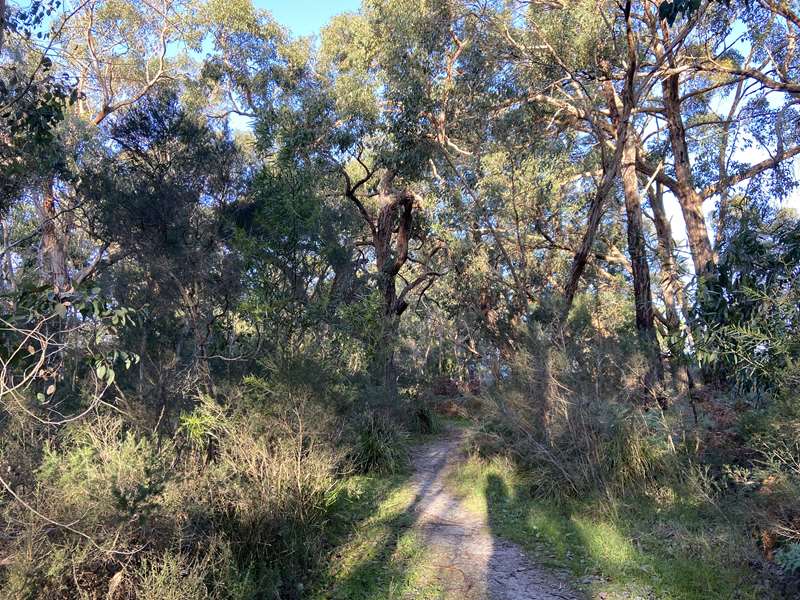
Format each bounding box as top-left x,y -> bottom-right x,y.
330,252 -> 358,308
563,140 -> 626,310
370,179 -> 414,399
38,177 -> 71,294
661,73 -> 715,278
565,5 -> 637,311
376,256 -> 400,396
648,182 -> 684,330
1,219 -> 15,293
619,121 -> 663,394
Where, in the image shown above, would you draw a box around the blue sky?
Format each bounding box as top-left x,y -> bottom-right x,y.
254,1 -> 362,36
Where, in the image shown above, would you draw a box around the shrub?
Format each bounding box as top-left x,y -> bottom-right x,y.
0,392 -> 351,599
35,417 -> 172,533
0,416 -> 174,599
166,396 -> 346,593
351,412 -> 409,474
776,543 -> 800,575
693,212 -> 800,398
602,409 -> 676,493
412,400 -> 443,435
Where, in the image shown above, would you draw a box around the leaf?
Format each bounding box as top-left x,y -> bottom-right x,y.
54,302 -> 67,318
107,369 -> 116,385
36,392 -> 46,403
96,364 -> 106,379
46,384 -> 56,395
27,344 -> 36,355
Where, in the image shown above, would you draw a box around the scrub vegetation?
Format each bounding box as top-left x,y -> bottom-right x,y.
1,0 -> 800,598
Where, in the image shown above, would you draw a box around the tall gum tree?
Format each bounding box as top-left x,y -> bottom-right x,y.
640,2 -> 800,280
17,0 -> 199,294
261,0 -> 453,396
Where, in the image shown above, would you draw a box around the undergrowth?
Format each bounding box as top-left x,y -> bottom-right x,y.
448,452 -> 775,600
0,380 -> 423,599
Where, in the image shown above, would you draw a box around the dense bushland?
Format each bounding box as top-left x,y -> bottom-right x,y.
462,210 -> 800,595
3,0 -> 800,598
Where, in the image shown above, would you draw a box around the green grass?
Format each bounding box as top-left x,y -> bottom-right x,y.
311,471 -> 446,599
447,454 -> 772,600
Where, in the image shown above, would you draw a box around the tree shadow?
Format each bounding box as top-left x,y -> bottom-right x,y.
480,472 -> 758,600
316,441 -> 456,599
483,474 -> 583,599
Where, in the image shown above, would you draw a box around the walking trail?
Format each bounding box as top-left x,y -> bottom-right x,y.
408,429 -> 582,600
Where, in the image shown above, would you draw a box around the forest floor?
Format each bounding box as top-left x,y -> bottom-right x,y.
314,428 -> 582,599
315,424 -> 772,600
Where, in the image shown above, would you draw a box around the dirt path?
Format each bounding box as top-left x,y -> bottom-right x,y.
409,430 -> 582,600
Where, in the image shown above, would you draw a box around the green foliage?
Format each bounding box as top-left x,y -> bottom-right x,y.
659,0 -> 732,25
178,397 -> 223,451
36,417 -> 171,524
775,543 -> 800,575
0,392 -> 357,598
3,0 -> 800,597
659,0 -> 703,25
694,211 -> 800,396
602,410 -> 675,493
135,553 -> 211,600
352,412 -> 410,474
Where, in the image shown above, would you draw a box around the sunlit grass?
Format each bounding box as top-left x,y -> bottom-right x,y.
312,473 -> 446,599
447,454 -> 768,600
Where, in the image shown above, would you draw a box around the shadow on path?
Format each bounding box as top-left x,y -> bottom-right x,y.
321,429 -> 583,599
409,430 -> 582,599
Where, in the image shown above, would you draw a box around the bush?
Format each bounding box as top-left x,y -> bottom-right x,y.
167,396 -> 346,593
1,416 -> 174,599
351,412 -> 409,474
694,212 -> 800,397
776,543 -> 800,575
0,391 -> 351,599
412,400 -> 443,435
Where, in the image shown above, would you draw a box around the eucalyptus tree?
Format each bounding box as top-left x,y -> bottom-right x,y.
267,0 -> 454,395
0,1 -> 76,216
467,0 -> 800,390
3,0 -> 277,298
632,1 -> 800,282
54,0 -> 195,125
441,0 -> 671,390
